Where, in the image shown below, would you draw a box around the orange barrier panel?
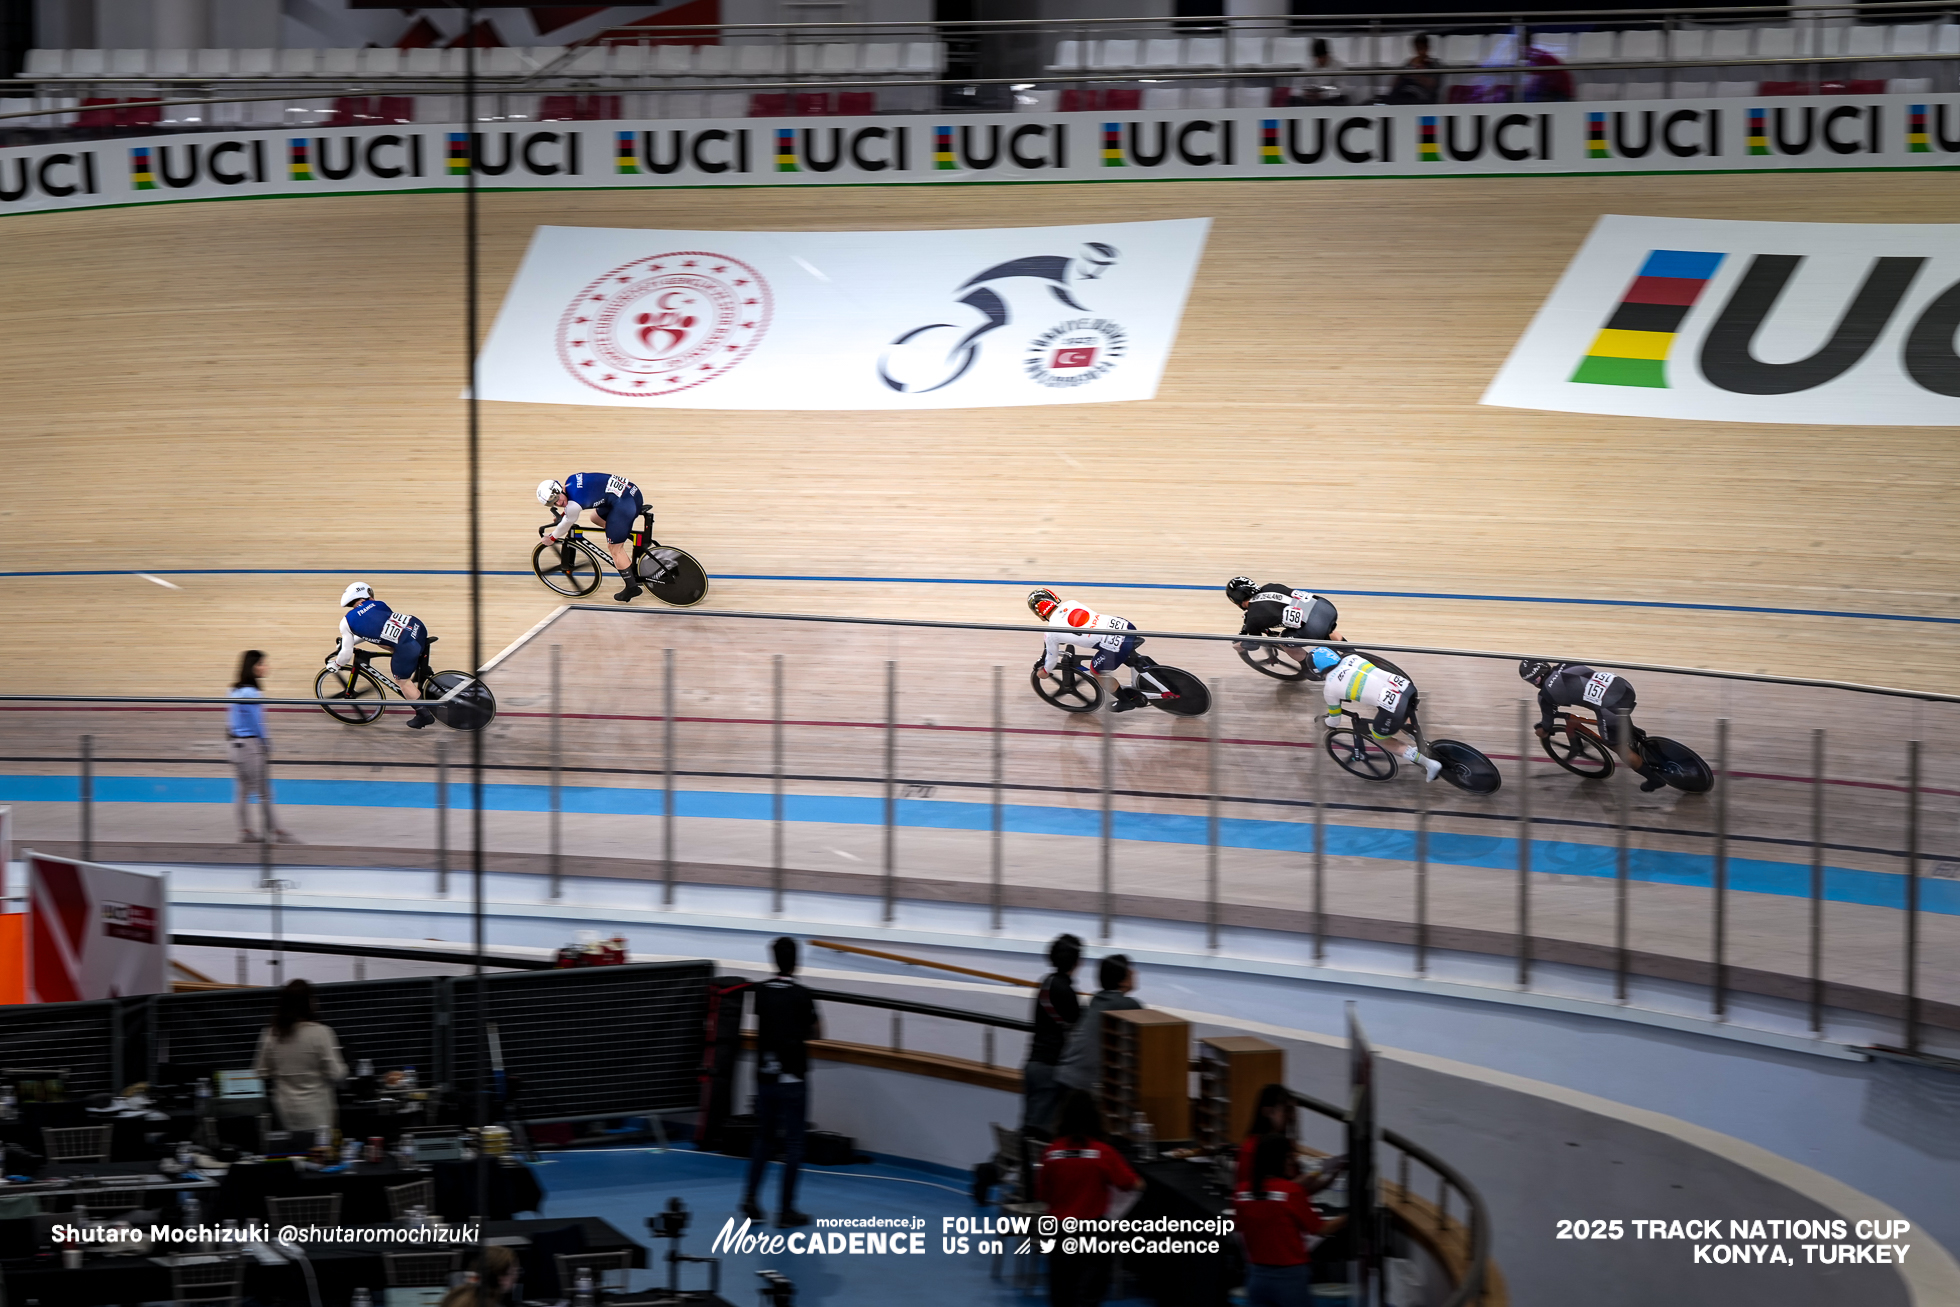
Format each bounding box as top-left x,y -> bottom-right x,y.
0,915 -> 26,1005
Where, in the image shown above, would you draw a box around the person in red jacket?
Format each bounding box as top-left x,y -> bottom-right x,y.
1037,1089 -> 1140,1307
1235,1132 -> 1347,1306
1235,1083 -> 1343,1199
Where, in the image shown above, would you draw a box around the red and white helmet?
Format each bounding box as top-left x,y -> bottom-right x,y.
1027,588 -> 1061,620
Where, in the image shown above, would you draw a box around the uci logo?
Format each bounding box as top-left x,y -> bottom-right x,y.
1484,215 -> 1960,426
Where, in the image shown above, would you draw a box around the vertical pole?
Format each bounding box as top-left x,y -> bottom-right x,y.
772,653 -> 785,915
1414,766 -> 1428,977
549,643 -> 562,900
1206,681 -> 1221,952
79,734 -> 93,861
991,665 -> 1004,932
1712,718 -> 1729,1017
259,757 -> 274,891
269,877 -> 282,986
1516,700 -> 1531,987
1312,723 -> 1326,964
882,659 -> 896,923
662,648 -> 675,906
1099,686 -> 1114,941
436,740 -> 450,897
464,2 -> 491,1226
1808,728 -> 1825,1033
1905,739 -> 1921,1054
1614,709 -> 1631,1002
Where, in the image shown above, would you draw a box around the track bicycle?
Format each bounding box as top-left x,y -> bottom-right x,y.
1237,638 -> 1319,682
1539,710 -> 1713,793
312,641 -> 497,730
1321,668 -> 1500,795
530,506 -> 709,606
1031,646 -> 1212,718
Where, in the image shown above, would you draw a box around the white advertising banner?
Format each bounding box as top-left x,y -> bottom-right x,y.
26,853 -> 168,1002
2,96 -> 1959,218
1483,215 -> 1960,426
476,220 -> 1211,410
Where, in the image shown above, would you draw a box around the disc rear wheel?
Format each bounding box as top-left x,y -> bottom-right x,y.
426,671 -> 497,731
1431,739 -> 1501,794
1137,664 -> 1211,716
1644,736 -> 1714,793
641,546 -> 710,606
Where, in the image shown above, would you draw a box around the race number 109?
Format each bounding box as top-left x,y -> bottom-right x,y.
1556,1220 -> 1625,1240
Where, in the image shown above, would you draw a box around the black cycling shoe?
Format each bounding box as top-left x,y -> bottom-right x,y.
1111,688 -> 1147,713
777,1209 -> 812,1228
407,708 -> 437,730
740,1197 -> 765,1223
1639,773 -> 1668,792
614,579 -> 643,602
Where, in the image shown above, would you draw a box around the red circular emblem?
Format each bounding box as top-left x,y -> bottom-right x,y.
555,251 -> 772,398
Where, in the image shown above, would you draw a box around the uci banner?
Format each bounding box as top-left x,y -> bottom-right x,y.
4,95 -> 1960,216
1483,215 -> 1960,426
475,220 -> 1210,410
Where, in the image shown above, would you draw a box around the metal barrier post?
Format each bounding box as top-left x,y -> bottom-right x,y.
882,659 -> 896,923
1712,718 -> 1729,1017
1312,723 -> 1325,964
772,653 -> 785,915
1100,687 -> 1114,941
79,734 -> 92,861
436,740 -> 450,897
1615,709 -> 1631,1002
991,665 -> 1004,932
1516,700 -> 1531,987
1808,727 -> 1825,1033
1414,767 -> 1428,977
259,764 -> 274,891
549,643 -> 562,900
1206,680 -> 1220,952
662,648 -> 675,906
1905,739 -> 1921,1054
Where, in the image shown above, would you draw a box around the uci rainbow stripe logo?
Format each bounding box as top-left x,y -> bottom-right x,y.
1570,249 -> 1724,389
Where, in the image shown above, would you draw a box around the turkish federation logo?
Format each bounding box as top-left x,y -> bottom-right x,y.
557,252 -> 772,398
1025,318 -> 1127,388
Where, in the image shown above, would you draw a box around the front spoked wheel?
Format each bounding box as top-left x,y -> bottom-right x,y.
1237,642 -> 1311,682
639,545 -> 710,607
1031,658 -> 1104,713
1430,739 -> 1502,795
1644,736 -> 1714,793
531,538 -> 604,597
426,672 -> 497,731
1136,664 -> 1211,717
314,665 -> 387,724
1324,728 -> 1397,781
1542,723 -> 1616,779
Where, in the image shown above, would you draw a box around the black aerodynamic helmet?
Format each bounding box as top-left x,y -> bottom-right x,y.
1225,577 -> 1259,606
1518,659 -> 1562,687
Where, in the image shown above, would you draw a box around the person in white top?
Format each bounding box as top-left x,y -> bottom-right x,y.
252,979 -> 347,1134
1028,588 -> 1148,712
1309,647 -> 1444,782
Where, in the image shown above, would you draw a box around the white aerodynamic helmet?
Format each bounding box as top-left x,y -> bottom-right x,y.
340,581 -> 373,608
536,478 -> 564,506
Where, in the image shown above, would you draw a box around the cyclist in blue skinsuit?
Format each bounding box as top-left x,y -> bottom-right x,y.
331,581 -> 436,729
538,473 -> 647,603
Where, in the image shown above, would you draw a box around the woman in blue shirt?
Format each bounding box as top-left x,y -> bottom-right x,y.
229,650 -> 297,843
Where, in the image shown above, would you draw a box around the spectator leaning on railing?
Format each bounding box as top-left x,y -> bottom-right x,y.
1024,932 -> 1084,1134
1054,954 -> 1141,1096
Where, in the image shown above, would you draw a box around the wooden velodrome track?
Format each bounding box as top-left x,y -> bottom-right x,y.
0,169 -> 1955,1037
0,170 -> 1957,695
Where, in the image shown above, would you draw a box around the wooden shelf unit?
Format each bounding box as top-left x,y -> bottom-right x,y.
1195,1035 -> 1285,1148
1098,1008 -> 1190,1142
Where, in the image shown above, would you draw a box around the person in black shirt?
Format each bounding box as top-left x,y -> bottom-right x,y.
743,937 -> 820,1228
1226,578 -> 1342,674
1023,933 -> 1084,1135
1520,660 -> 1665,791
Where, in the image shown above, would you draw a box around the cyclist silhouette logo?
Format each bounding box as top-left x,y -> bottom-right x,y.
556,251 -> 773,399
878,242 -> 1122,394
